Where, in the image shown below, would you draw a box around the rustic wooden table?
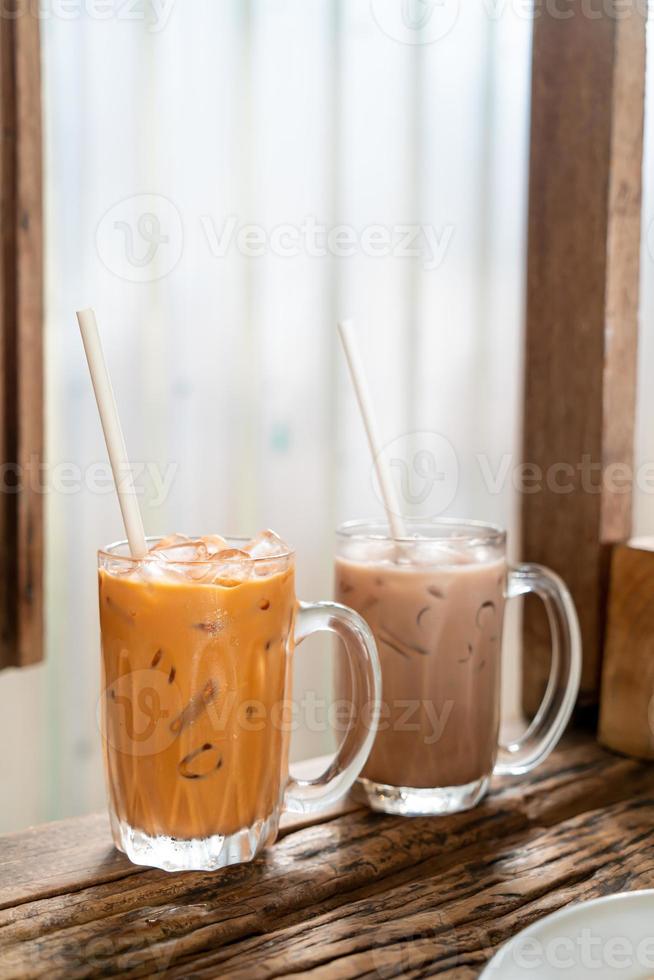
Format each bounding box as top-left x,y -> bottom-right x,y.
1,734 -> 653,979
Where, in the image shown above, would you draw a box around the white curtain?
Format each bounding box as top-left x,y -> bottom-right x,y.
0,0 -> 533,831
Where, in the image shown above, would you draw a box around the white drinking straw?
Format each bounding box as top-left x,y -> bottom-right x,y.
77,308 -> 148,559
337,318 -> 407,541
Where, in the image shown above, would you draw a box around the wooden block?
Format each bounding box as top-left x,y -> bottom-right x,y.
521,2 -> 647,717
599,541 -> 654,759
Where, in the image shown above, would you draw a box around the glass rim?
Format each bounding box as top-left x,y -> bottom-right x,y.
98,535 -> 295,565
335,517 -> 506,547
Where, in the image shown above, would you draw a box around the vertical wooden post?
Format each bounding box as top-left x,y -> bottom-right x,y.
521,1 -> 647,717
0,7 -> 44,668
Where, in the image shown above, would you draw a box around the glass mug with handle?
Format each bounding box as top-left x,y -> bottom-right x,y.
98,531 -> 381,872
335,519 -> 581,815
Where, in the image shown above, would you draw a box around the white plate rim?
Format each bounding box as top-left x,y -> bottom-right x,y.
480,889 -> 654,978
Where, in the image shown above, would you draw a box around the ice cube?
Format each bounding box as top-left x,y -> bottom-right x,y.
342,538 -> 395,565
103,556 -> 137,578
242,529 -> 289,559
149,540 -> 208,563
204,534 -> 229,555
209,548 -> 252,587
150,533 -> 190,552
142,539 -> 213,584
242,529 -> 291,576
398,539 -> 469,567
138,558 -> 186,587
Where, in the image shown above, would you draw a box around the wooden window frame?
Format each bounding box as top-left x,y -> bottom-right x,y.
0,7 -> 43,669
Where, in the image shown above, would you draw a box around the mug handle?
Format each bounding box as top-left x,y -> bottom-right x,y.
283,600 -> 381,814
494,563 -> 582,776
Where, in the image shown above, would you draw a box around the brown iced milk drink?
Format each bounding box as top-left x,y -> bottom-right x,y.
99,532 -> 295,846
335,527 -> 506,810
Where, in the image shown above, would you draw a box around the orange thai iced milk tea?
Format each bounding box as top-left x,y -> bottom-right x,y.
99,532 -> 295,842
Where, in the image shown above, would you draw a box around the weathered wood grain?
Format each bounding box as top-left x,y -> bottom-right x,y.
1,738 -> 653,978
521,0 -> 647,716
158,798 -> 654,980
